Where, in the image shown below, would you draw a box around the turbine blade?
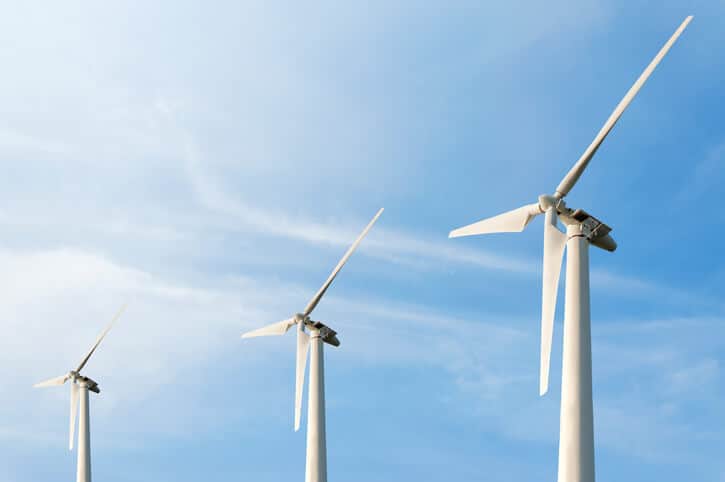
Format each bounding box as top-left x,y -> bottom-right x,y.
33,373 -> 70,388
294,323 -> 310,432
69,382 -> 79,451
76,304 -> 127,373
303,208 -> 383,317
241,318 -> 296,338
540,209 -> 567,396
449,203 -> 541,238
555,16 -> 693,197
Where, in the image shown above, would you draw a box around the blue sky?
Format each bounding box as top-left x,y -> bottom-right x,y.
0,1 -> 723,481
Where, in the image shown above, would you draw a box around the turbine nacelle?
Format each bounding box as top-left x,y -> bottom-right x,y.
564,208 -> 617,252
540,194 -> 618,253
305,320 -> 340,347
292,314 -> 341,347
74,375 -> 101,394
65,372 -> 101,393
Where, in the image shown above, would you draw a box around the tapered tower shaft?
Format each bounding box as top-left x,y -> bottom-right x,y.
558,224 -> 595,482
305,329 -> 327,482
77,382 -> 92,482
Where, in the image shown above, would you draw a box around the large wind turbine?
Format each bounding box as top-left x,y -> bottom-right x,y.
34,305 -> 127,482
449,17 -> 692,482
242,208 -> 383,482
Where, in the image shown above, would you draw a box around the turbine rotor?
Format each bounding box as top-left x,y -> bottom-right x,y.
448,16 -> 692,396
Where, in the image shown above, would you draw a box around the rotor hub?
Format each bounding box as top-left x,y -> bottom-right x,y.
538,194 -> 558,211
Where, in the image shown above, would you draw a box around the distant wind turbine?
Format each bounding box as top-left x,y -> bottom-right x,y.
242,208 -> 383,482
34,305 -> 127,482
449,17 -> 692,482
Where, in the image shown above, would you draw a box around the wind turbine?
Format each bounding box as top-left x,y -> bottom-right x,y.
34,305 -> 127,482
242,208 -> 383,482
449,17 -> 692,482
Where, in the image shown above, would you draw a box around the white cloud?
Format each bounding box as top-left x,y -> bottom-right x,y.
0,247 -> 277,442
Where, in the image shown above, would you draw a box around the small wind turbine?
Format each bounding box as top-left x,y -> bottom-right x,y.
34,305 -> 127,482
242,208 -> 383,482
449,17 -> 692,482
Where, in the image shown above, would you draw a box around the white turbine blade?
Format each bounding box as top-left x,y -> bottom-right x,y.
540,209 -> 567,396
33,373 -> 70,388
555,16 -> 693,197
76,304 -> 127,373
69,382 -> 79,450
241,318 -> 296,339
449,203 -> 541,238
294,323 -> 310,432
303,208 -> 384,317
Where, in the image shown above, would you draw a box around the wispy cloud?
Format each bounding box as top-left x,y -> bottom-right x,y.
0,2 -> 721,481
677,141 -> 725,203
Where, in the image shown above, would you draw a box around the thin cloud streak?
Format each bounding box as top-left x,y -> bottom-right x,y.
185,155 -> 719,311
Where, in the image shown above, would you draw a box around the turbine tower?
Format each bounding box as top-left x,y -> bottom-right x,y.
34,305 -> 127,482
449,17 -> 692,482
242,208 -> 383,482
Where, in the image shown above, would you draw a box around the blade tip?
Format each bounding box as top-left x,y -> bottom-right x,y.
539,376 -> 549,396
679,16 -> 693,31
